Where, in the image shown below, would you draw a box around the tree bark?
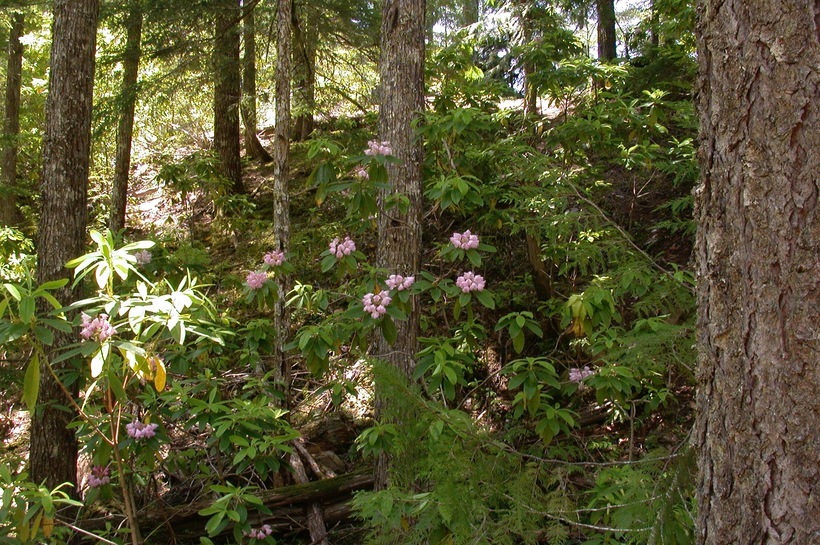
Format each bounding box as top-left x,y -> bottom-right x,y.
241,0 -> 268,161
272,0 -> 292,391
31,0 -> 100,496
292,1 -> 316,141
374,0 -> 425,490
596,0 -> 616,61
109,2 -> 143,233
0,11 -> 24,227
694,1 -> 819,544
213,0 -> 243,193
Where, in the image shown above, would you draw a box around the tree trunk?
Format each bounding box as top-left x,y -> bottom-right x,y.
241,0 -> 263,159
109,2 -> 142,233
596,0 -> 616,61
374,0 -> 425,490
518,2 -> 537,116
462,0 -> 479,26
31,0 -> 100,496
0,11 -> 24,227
213,0 -> 243,193
292,2 -> 316,141
272,0 -> 292,392
694,1 -> 819,544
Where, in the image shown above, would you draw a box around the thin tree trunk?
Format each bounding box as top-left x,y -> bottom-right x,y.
272,0 -> 292,394
241,0 -> 262,158
374,0 -> 425,490
109,2 -> 143,233
31,0 -> 100,496
519,2 -> 537,116
0,12 -> 24,227
596,0 -> 617,61
694,1 -> 819,543
292,2 -> 316,141
213,0 -> 243,193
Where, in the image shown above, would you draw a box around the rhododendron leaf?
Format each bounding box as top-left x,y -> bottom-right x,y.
153,357 -> 167,391
467,250 -> 482,267
90,349 -> 104,378
380,316 -> 397,345
23,353 -> 39,411
475,290 -> 495,309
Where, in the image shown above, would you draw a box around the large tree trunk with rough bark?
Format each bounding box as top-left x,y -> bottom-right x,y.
241,0 -> 272,162
0,12 -> 24,227
272,0 -> 292,392
109,2 -> 142,233
596,0 -> 616,61
213,0 -> 243,193
30,0 -> 100,495
292,2 -> 316,141
374,0 -> 425,490
694,1 -> 819,544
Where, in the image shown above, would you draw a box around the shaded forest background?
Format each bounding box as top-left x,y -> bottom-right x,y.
0,0 -> 729,543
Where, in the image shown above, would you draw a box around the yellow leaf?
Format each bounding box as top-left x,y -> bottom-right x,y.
42,516 -> 54,537
150,356 -> 167,391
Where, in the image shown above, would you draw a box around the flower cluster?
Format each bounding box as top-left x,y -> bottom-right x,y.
385,274 -> 415,291
364,140 -> 392,156
263,250 -> 285,267
353,165 -> 369,179
456,271 -> 485,293
362,291 -> 392,319
329,236 -> 356,258
80,313 -> 117,342
126,421 -> 159,440
88,465 -> 111,488
245,524 -> 273,540
246,271 -> 268,290
450,230 -> 480,250
134,250 -> 152,265
568,366 -> 595,383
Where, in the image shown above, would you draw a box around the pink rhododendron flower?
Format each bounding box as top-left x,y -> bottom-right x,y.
364,140 -> 392,156
134,250 -> 152,265
385,274 -> 415,291
88,465 -> 111,488
263,250 -> 285,267
80,313 -> 117,342
329,236 -> 356,259
450,230 -> 480,250
245,524 -> 273,540
456,271 -> 485,293
353,166 -> 369,179
246,271 -> 268,290
126,421 -> 159,440
568,366 -> 595,382
362,291 -> 392,319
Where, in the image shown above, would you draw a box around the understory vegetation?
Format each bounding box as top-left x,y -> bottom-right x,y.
1,1 -> 700,543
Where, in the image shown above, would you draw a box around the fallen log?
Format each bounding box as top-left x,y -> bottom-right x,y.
77,470 -> 374,543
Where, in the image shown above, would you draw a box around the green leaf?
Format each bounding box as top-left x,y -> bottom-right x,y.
19,296 -> 34,323
474,290 -> 495,309
23,353 -> 40,411
3,283 -> 22,301
34,326 -> 54,346
380,316 -> 397,345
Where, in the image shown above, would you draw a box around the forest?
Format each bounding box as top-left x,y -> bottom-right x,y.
0,0 -> 816,544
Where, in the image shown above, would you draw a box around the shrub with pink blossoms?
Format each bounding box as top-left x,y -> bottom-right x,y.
450,230 -> 480,250
126,421 -> 159,440
87,465 -> 111,488
133,250 -> 152,265
246,271 -> 268,290
385,274 -> 415,291
568,366 -> 595,382
362,291 -> 392,319
329,236 -> 356,258
263,250 -> 285,267
456,271 -> 486,293
246,524 -> 273,540
364,140 -> 392,156
353,165 -> 369,179
80,313 -> 117,342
